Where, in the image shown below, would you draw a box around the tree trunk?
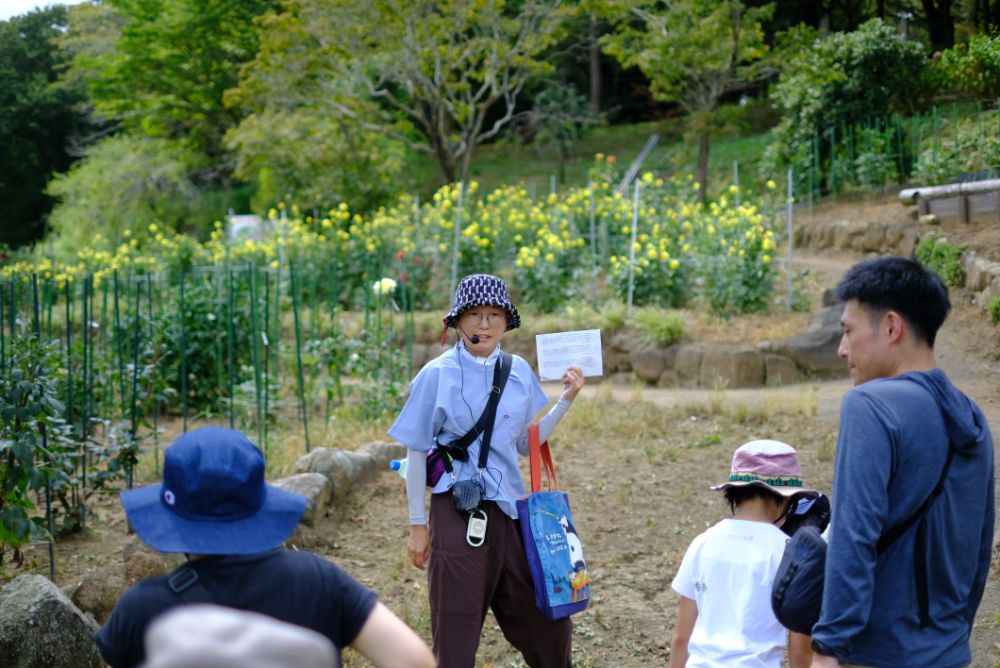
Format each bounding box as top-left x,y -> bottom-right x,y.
589,17 -> 602,115
921,0 -> 955,51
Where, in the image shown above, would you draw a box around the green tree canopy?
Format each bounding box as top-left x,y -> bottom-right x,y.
229,0 -> 570,186
768,18 -> 926,166
79,0 -> 279,184
601,0 -> 774,198
0,7 -> 92,248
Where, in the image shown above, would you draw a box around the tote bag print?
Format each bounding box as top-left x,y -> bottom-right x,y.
525,492 -> 590,612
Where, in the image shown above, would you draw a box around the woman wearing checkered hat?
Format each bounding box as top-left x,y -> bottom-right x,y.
388,274 -> 585,668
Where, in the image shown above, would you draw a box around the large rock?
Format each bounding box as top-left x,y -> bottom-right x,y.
673,344 -> 704,387
272,472 -> 332,527
359,440 -> 406,463
699,345 -> 765,389
629,344 -> 667,383
764,353 -> 802,387
767,305 -> 846,378
69,563 -> 123,624
0,574 -> 103,667
294,448 -> 380,502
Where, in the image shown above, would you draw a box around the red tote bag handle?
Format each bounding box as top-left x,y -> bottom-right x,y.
528,423 -> 559,493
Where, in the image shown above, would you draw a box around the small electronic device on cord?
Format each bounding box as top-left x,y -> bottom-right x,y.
466,509 -> 487,547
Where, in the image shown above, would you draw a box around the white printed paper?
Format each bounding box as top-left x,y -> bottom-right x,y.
536,329 -> 603,381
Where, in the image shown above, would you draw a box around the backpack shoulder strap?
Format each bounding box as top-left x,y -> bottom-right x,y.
167,563 -> 214,605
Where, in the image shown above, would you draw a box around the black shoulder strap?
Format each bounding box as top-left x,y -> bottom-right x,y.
167,563 -> 214,604
873,428 -> 956,629
439,352 -> 512,470
875,442 -> 955,554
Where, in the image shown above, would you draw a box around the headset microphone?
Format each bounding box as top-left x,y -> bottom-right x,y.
459,326 -> 480,345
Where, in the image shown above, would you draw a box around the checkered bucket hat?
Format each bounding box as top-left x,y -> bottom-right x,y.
443,274 -> 521,332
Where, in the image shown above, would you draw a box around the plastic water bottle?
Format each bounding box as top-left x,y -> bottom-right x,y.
389,458 -> 408,479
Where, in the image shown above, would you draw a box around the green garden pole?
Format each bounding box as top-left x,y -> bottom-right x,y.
179,269 -> 188,433
8,280 -> 17,356
45,279 -> 53,340
147,276 -> 159,477
829,126 -> 837,196
81,276 -> 89,442
248,265 -> 263,447
289,262 -> 310,452
0,281 -> 6,375
214,271 -> 223,414
32,274 -> 56,579
262,270 -> 271,456
127,284 -> 141,490
113,270 -> 126,407
64,280 -> 73,448
227,268 -> 235,429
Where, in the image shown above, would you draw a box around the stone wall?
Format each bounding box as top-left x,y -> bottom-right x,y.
410,315 -> 846,390
795,215 -> 1000,309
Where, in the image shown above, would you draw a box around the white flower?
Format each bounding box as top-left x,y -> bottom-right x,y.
372,277 -> 397,297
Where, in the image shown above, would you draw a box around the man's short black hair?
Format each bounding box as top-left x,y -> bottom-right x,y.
723,485 -> 785,515
833,256 -> 950,347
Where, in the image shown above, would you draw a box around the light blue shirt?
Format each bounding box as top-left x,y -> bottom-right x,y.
388,341 -> 548,519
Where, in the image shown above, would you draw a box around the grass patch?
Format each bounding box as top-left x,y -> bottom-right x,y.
988,296 -> 1000,326
633,307 -> 688,346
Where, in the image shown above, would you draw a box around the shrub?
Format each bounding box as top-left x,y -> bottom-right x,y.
933,33 -> 1000,102
634,308 -> 688,346
988,296 -> 1000,326
915,235 -> 966,288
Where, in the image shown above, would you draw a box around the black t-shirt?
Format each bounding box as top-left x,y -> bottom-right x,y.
94,549 -> 378,668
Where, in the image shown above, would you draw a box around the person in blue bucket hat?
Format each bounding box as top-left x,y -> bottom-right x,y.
390,273 -> 586,667
95,426 -> 434,668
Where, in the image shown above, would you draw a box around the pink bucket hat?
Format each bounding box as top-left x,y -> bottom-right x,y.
711,439 -> 815,497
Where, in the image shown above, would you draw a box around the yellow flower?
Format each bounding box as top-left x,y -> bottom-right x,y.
766,180 -> 777,190
669,259 -> 680,271
763,254 -> 771,264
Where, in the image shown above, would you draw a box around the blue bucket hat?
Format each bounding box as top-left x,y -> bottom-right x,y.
442,274 -> 521,334
120,427 -> 306,555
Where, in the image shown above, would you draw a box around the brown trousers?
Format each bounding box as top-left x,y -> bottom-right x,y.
428,493 -> 573,668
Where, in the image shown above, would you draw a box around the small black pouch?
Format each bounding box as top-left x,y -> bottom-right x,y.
452,478 -> 483,513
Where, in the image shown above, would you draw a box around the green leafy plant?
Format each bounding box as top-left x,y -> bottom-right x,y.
633,308 -> 688,346
0,337 -> 75,565
915,235 -> 966,288
987,296 -> 1000,326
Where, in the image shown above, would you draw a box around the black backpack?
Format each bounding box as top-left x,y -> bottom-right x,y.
770,444 -> 955,635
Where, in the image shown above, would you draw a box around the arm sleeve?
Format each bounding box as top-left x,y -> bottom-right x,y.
811,390 -> 895,660
387,366 -> 443,453
93,588 -> 149,668
516,397 -> 572,455
329,562 -> 379,648
405,449 -> 429,525
967,447 -> 995,629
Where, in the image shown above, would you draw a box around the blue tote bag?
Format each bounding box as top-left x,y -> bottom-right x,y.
516,424 -> 590,620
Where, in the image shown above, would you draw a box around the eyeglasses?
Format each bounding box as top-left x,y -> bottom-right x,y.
463,312 -> 506,326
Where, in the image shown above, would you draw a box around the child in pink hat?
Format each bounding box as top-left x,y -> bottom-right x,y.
668,439 -> 816,668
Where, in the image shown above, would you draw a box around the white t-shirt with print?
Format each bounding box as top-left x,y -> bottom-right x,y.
671,518 -> 790,668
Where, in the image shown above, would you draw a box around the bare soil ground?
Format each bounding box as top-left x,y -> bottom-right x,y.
11,196 -> 1000,668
